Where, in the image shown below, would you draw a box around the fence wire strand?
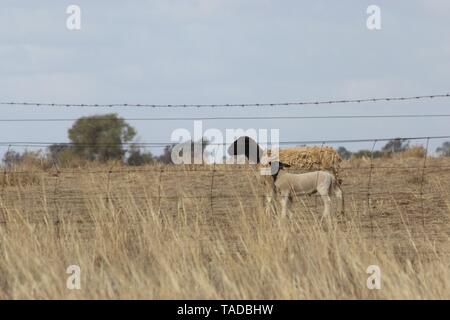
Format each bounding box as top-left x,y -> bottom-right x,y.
1,93 -> 449,108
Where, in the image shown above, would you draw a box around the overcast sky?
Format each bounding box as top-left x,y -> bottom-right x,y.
1,0 -> 450,157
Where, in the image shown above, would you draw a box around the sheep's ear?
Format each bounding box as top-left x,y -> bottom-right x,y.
280,162 -> 291,168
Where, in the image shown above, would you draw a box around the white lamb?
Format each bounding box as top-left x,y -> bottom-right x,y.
267,161 -> 344,219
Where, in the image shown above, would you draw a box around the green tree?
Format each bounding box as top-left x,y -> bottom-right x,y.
2,149 -> 46,168
67,114 -> 136,162
47,144 -> 71,161
2,150 -> 22,168
157,144 -> 175,164
381,138 -> 410,154
436,141 -> 450,157
337,146 -> 352,160
352,149 -> 382,159
127,145 -> 155,166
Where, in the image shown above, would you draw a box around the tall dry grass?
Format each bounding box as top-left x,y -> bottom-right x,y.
0,160 -> 449,299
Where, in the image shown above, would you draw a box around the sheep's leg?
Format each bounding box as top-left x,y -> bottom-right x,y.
320,194 -> 332,226
280,193 -> 290,217
334,185 -> 344,215
265,183 -> 276,206
265,181 -> 277,215
318,187 -> 332,220
265,194 -> 274,215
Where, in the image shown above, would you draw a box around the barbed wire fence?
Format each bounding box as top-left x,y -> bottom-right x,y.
0,93 -> 449,241
0,136 -> 449,230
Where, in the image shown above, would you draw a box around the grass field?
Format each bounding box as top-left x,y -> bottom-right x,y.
0,156 -> 449,299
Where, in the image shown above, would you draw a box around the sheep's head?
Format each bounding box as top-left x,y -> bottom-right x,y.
227,136 -> 263,164
268,161 -> 291,176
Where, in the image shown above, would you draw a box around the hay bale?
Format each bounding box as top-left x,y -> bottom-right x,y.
265,146 -> 342,180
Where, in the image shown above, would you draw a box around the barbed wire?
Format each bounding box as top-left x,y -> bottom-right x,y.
1,93 -> 449,108
0,134 -> 449,149
2,114 -> 450,122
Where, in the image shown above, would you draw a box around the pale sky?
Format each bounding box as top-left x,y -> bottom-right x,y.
1,0 -> 450,157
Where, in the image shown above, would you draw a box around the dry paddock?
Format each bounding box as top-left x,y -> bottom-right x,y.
0,157 -> 449,298
1,158 -> 449,255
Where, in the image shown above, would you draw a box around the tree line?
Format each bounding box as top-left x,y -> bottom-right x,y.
337,138 -> 450,160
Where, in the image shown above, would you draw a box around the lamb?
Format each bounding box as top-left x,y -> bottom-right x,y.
267,161 -> 344,219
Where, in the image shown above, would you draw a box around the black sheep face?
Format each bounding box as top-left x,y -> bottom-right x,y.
227,136 -> 263,164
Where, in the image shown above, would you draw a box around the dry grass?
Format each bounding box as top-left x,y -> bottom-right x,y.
0,157 -> 449,299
